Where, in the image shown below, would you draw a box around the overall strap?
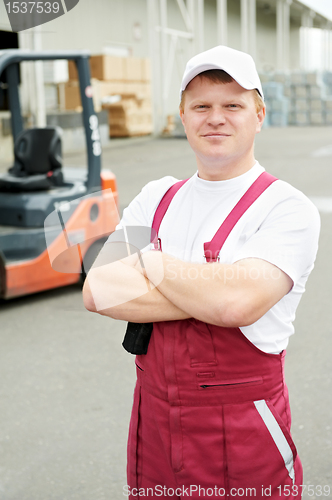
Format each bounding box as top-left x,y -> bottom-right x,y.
204,171 -> 278,262
151,179 -> 189,250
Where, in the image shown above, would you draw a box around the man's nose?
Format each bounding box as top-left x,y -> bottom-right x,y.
207,107 -> 226,126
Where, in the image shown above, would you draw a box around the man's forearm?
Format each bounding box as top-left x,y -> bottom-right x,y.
141,251 -> 292,327
83,258 -> 190,322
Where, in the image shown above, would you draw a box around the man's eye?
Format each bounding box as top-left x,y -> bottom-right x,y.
196,105 -> 207,109
227,104 -> 239,108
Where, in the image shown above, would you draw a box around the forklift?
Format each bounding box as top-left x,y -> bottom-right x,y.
0,49 -> 119,299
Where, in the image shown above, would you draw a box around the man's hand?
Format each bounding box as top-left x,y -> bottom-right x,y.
82,247 -> 190,322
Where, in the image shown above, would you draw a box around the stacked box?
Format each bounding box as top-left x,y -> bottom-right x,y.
283,85 -> 291,98
325,99 -> 332,111
268,98 -> 288,112
288,111 -> 309,126
324,99 -> 332,124
68,56 -> 151,84
69,56 -> 122,81
290,72 -> 306,85
64,55 -> 152,136
325,112 -> 332,125
305,72 -> 322,86
122,82 -> 152,98
293,98 -> 308,111
58,79 -> 153,112
322,72 -> 332,96
260,70 -> 332,126
262,82 -> 284,100
292,85 -> 308,98
102,96 -> 153,137
310,99 -> 323,112
310,112 -> 325,125
273,73 -> 290,85
263,82 -> 289,127
58,81 -> 81,110
289,82 -> 328,125
268,110 -> 288,127
90,55 -> 125,81
308,85 -> 322,98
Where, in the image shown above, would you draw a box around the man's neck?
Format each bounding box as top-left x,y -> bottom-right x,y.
196,154 -> 257,181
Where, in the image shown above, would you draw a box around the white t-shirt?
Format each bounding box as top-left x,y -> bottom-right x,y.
118,162 -> 320,354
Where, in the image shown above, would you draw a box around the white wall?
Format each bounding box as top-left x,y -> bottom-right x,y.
18,0 -> 150,57
227,0 -> 242,51
256,7 -> 277,72
204,0 -> 218,50
0,0 -> 315,130
290,25 -> 301,71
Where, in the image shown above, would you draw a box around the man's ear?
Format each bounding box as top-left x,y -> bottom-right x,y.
256,106 -> 266,133
179,108 -> 186,133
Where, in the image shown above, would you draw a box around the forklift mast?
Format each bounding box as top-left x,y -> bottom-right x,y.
0,49 -> 101,192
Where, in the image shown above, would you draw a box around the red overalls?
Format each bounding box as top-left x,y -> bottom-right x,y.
127,173 -> 303,499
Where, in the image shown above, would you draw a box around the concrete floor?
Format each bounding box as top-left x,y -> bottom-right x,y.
0,127 -> 332,499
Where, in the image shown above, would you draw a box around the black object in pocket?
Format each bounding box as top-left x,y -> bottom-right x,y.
122,322 -> 153,355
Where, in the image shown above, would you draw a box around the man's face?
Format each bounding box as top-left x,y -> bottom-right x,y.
180,76 -> 265,180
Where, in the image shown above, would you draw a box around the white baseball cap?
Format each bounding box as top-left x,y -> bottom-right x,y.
180,45 -> 264,101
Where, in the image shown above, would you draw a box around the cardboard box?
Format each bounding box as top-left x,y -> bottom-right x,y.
58,81 -> 81,110
269,111 -> 288,127
262,82 -> 284,100
293,98 -> 308,111
103,96 -> 153,137
123,57 -> 142,81
68,60 -> 78,80
325,111 -> 332,124
325,99 -> 332,111
68,56 -> 152,83
308,85 -> 322,98
310,111 -> 324,125
123,57 -> 151,81
310,99 -> 323,111
141,58 -> 151,81
292,85 -> 308,98
91,79 -> 125,110
58,79 -> 127,111
122,82 -> 152,98
290,72 -> 306,85
289,111 -> 309,125
90,55 -> 125,81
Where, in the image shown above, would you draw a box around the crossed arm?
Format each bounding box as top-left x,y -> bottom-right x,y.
82,247 -> 293,327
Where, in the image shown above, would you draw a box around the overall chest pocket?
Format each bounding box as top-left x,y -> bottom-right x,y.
185,319 -> 217,367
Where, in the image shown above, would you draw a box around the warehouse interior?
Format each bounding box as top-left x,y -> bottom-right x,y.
0,0 -> 332,161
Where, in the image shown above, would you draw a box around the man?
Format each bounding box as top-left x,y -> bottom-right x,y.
83,46 -> 320,499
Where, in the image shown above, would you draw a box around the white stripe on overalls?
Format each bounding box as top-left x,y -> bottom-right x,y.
254,400 -> 295,484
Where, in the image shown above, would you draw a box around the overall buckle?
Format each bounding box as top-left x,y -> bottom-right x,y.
153,237 -> 161,251
203,252 -> 220,263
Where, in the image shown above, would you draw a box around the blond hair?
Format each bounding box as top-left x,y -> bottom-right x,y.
179,69 -> 264,113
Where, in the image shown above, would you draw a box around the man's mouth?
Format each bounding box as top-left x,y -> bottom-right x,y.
202,133 -> 230,137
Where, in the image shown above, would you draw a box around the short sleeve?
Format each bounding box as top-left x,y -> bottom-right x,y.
232,194 -> 321,285
117,176 -> 179,229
